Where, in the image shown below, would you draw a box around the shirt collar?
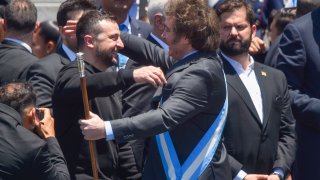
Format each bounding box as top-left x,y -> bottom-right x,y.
150,33 -> 169,52
5,38 -> 32,53
119,15 -> 131,34
221,52 -> 255,75
180,50 -> 198,61
62,43 -> 76,61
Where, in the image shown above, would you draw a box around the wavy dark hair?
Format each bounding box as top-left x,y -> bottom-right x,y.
165,0 -> 220,52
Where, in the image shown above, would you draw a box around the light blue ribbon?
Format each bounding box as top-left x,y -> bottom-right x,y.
156,71 -> 228,179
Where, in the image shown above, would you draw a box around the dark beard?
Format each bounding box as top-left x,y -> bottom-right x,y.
95,47 -> 115,67
219,36 -> 251,56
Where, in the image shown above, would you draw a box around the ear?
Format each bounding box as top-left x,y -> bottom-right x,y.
46,40 -> 56,54
154,14 -> 165,32
251,24 -> 257,39
58,26 -> 66,41
34,21 -> 40,32
2,19 -> 6,32
22,107 -> 36,130
83,35 -> 94,48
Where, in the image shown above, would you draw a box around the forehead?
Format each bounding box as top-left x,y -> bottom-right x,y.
97,19 -> 119,35
220,7 -> 248,24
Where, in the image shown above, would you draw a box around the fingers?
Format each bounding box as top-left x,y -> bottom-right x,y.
249,37 -> 266,55
63,20 -> 78,39
133,66 -> 166,87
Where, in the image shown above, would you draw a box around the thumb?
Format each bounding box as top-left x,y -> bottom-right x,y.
89,111 -> 97,118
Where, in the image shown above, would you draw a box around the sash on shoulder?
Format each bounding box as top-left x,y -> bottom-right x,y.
156,72 -> 228,180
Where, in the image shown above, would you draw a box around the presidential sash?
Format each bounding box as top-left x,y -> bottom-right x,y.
156,71 -> 228,180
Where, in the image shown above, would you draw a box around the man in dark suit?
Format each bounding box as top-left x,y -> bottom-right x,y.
0,82 -> 69,180
121,0 -> 169,172
0,0 -> 38,85
56,0 -> 96,61
80,0 -> 232,179
276,5 -> 320,180
26,0 -> 96,108
52,10 -> 165,180
215,1 -> 296,180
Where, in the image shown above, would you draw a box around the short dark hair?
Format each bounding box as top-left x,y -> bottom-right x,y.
272,8 -> 296,36
76,10 -> 117,50
165,0 -> 220,52
215,0 -> 255,26
39,20 -> 60,44
57,0 -> 96,27
4,0 -> 37,34
0,82 -> 36,115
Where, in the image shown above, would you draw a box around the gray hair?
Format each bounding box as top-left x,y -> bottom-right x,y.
147,0 -> 168,25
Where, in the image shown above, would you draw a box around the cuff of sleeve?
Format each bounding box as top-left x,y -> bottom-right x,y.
104,121 -> 115,141
273,168 -> 284,180
234,170 -> 247,180
119,69 -> 135,86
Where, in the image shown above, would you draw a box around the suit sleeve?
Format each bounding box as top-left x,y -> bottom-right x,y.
54,65 -> 135,105
227,153 -> 244,178
273,72 -> 296,175
120,33 -> 174,73
26,62 -> 56,108
33,137 -> 70,180
276,23 -> 320,130
110,63 -> 225,142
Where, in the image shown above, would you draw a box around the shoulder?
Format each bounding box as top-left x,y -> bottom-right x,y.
255,62 -> 286,80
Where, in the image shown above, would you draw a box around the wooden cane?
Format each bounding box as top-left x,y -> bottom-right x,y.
77,52 -> 99,180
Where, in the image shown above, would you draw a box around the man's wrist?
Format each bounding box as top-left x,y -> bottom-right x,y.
271,172 -> 283,180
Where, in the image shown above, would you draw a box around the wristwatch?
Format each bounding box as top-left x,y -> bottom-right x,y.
271,172 -> 284,180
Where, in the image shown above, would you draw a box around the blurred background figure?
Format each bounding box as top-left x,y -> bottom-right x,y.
0,0 -> 9,42
264,7 -> 296,67
32,20 -> 59,58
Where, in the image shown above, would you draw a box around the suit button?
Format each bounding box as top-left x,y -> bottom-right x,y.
261,134 -> 268,142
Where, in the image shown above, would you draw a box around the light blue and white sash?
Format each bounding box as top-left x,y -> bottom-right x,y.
156,72 -> 228,180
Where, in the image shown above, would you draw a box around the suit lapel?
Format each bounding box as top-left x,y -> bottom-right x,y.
221,55 -> 262,127
254,63 -> 271,129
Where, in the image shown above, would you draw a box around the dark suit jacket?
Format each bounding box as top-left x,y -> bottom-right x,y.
52,61 -> 139,179
26,53 -> 69,108
220,54 -> 296,178
112,33 -> 232,180
264,36 -> 281,67
130,17 -> 152,39
276,8 -> 320,180
0,39 -> 38,85
0,103 -> 69,180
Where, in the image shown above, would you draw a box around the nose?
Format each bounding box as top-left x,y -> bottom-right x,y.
230,26 -> 238,36
117,38 -> 124,49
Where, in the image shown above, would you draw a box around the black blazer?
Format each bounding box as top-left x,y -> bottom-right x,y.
112,33 -> 232,180
0,103 -> 69,180
276,8 -> 320,180
0,39 -> 38,85
220,54 -> 296,178
52,61 -> 138,179
26,53 -> 70,108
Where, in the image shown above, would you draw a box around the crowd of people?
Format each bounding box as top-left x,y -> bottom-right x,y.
0,0 -> 319,180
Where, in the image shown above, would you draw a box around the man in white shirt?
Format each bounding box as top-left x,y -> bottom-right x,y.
215,1 -> 296,180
